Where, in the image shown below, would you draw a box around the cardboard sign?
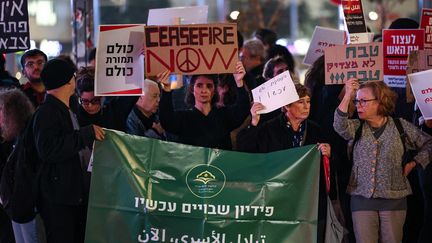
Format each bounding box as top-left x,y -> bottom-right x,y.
251,71 -> 299,114
408,69 -> 432,119
342,0 -> 367,34
325,42 -> 383,85
303,26 -> 346,66
406,50 -> 432,102
147,6 -> 208,25
0,0 -> 30,53
421,8 -> 432,50
383,29 -> 425,88
95,24 -> 145,96
144,23 -> 238,76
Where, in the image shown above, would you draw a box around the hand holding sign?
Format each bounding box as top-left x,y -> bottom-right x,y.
233,61 -> 246,87
250,102 -> 265,126
157,70 -> 171,92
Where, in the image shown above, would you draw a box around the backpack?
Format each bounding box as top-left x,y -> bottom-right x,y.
0,112 -> 42,223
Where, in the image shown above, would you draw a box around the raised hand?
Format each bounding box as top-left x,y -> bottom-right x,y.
233,61 -> 245,87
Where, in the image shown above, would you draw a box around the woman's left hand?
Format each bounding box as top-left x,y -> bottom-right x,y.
403,161 -> 417,176
233,61 -> 245,87
318,143 -> 331,157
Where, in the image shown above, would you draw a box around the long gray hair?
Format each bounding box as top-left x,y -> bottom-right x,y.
0,88 -> 34,141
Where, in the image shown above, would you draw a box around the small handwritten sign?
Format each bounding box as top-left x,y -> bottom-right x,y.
251,71 -> 299,114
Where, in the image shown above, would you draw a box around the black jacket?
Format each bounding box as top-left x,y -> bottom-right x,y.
237,114 -> 324,153
160,87 -> 250,150
77,96 -> 138,132
33,95 -> 95,205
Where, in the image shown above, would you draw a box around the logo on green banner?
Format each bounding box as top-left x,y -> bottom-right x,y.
186,164 -> 226,198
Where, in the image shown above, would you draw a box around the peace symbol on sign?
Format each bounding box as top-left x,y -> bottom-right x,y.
176,48 -> 200,73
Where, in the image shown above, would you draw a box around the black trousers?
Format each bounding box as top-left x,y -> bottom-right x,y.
38,199 -> 86,243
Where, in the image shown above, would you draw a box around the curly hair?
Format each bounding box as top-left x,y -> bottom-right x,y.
185,74 -> 219,107
0,88 -> 34,141
359,81 -> 397,116
76,66 -> 95,95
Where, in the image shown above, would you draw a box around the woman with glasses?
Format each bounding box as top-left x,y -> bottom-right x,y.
334,79 -> 432,243
75,67 -> 138,132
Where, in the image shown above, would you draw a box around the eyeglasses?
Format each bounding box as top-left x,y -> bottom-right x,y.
24,60 -> 45,68
353,98 -> 377,106
79,97 -> 102,106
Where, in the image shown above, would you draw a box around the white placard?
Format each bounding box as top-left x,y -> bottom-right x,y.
147,6 -> 208,25
303,26 -> 346,66
349,32 -> 374,44
408,69 -> 432,119
251,71 -> 299,114
95,24 -> 145,96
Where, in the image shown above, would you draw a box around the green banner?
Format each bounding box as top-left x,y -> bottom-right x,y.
85,130 -> 320,243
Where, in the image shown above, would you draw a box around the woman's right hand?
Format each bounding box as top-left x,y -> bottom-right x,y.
344,78 -> 359,99
250,102 -> 265,126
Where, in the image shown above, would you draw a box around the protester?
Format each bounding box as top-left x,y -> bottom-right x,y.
240,39 -> 266,88
34,59 -> 104,243
266,44 -> 296,73
126,79 -> 166,139
236,83 -> 331,243
416,118 -> 432,243
159,61 -> 249,150
87,48 -> 96,67
253,28 -> 277,57
20,49 -> 48,108
75,66 -> 138,132
333,79 -> 432,243
304,55 -> 354,242
0,89 -> 42,243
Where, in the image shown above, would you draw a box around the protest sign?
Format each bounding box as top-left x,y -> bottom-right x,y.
408,69 -> 432,119
95,24 -> 145,96
0,0 -> 30,53
349,32 -> 374,44
325,42 -> 383,85
421,8 -> 432,50
85,130 -> 320,243
144,23 -> 238,76
251,71 -> 298,114
342,0 -> 367,33
406,50 -> 432,102
303,26 -> 346,66
147,6 -> 208,25
383,29 -> 425,88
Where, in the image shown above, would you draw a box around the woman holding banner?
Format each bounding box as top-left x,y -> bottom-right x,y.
158,61 -> 250,150
333,79 -> 432,243
236,83 -> 331,243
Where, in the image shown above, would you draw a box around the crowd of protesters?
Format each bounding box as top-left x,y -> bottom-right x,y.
0,16 -> 431,243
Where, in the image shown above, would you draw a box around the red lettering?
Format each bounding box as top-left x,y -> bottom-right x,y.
146,49 -> 174,73
199,48 -> 238,69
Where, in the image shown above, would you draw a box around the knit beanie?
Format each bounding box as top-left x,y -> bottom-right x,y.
41,59 -> 75,90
